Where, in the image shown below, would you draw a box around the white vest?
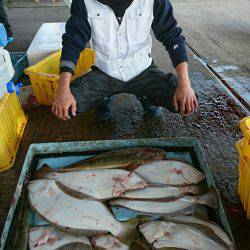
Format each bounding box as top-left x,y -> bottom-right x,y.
84,0 -> 154,82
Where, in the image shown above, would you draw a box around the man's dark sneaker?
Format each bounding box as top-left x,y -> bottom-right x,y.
138,96 -> 163,117
96,97 -> 112,121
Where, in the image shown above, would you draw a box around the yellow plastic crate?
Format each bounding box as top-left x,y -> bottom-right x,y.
25,49 -> 95,105
236,116 -> 250,218
0,93 -> 27,172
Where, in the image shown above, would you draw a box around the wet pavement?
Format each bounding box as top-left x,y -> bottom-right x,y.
172,0 -> 250,108
1,46 -> 249,249
1,3 -> 250,249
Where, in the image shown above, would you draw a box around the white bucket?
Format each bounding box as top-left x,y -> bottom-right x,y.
0,47 -> 14,100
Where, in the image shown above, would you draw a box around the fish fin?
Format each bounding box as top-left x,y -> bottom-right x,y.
197,188 -> 219,209
125,163 -> 141,171
116,218 -> 141,246
55,181 -> 96,200
33,164 -> 53,179
54,223 -> 108,237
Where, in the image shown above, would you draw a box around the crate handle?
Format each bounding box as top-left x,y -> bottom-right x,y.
38,74 -> 60,81
24,70 -> 60,81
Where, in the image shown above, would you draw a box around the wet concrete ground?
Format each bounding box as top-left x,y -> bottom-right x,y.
6,0 -> 67,8
1,3 -> 250,249
172,0 -> 250,107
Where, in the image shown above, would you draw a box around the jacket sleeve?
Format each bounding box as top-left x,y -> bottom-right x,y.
60,0 -> 91,74
152,0 -> 188,68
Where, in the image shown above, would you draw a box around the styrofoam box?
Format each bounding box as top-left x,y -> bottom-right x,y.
27,22 -> 65,66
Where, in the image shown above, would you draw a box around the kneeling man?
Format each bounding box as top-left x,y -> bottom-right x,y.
52,0 -> 198,121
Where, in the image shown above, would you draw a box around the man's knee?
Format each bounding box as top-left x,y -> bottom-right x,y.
167,73 -> 178,91
154,73 -> 178,112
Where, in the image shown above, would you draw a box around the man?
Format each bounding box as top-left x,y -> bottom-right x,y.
0,0 -> 13,43
52,0 -> 198,121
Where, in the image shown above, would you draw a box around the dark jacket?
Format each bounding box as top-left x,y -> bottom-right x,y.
60,0 -> 188,74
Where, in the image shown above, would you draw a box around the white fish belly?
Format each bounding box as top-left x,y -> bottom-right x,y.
122,186 -> 184,199
45,169 -> 147,200
92,235 -> 129,250
163,215 -> 233,248
140,221 -> 226,250
29,226 -> 91,250
135,160 -> 204,186
110,198 -> 194,215
28,179 -> 124,236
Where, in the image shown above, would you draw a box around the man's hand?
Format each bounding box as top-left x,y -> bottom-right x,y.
174,62 -> 198,115
173,80 -> 198,115
52,72 -> 77,121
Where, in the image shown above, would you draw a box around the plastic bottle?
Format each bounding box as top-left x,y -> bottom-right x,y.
0,23 -> 15,99
0,23 -> 7,47
0,48 -> 15,99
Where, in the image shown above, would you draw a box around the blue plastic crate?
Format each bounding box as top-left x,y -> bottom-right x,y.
0,138 -> 235,249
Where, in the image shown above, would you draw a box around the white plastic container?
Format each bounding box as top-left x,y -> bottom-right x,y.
27,22 -> 65,66
0,47 -> 14,99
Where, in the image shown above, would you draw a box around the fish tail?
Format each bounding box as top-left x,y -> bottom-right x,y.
116,218 -> 141,246
33,164 -> 53,179
186,183 -> 208,195
130,236 -> 152,250
197,188 -> 219,209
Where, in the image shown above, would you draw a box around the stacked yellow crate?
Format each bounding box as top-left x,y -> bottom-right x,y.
25,49 -> 95,106
0,93 -> 27,172
236,117 -> 250,218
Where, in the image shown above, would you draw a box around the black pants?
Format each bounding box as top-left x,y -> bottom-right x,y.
0,0 -> 13,37
70,63 -> 178,114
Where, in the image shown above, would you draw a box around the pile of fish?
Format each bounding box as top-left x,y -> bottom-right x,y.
27,147 -> 235,250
